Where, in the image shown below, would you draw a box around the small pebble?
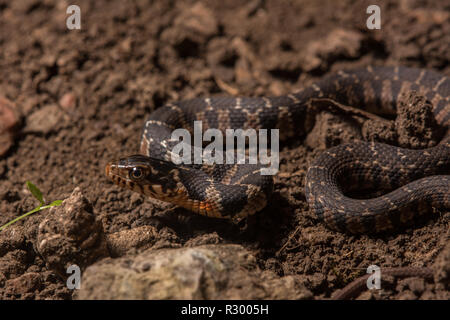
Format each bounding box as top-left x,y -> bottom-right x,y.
59,92 -> 77,110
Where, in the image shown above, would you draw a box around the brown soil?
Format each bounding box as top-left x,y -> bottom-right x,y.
0,0 -> 449,300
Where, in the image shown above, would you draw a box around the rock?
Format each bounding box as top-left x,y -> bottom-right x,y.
35,188 -> 109,277
59,92 -> 77,111
0,95 -> 20,156
75,244 -> 312,300
24,104 -> 67,134
106,226 -> 159,257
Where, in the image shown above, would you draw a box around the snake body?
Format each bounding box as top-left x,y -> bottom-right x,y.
106,66 -> 450,234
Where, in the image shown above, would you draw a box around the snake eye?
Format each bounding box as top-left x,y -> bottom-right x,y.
129,167 -> 144,181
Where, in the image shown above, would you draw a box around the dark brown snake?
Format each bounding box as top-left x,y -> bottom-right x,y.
105,66 -> 450,235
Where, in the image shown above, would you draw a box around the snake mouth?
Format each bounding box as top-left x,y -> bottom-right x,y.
105,160 -> 222,216
105,161 -> 130,188
105,162 -> 112,177
105,162 -> 117,180
105,159 -> 174,197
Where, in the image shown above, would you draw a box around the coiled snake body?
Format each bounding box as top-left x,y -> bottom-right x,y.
106,66 -> 450,234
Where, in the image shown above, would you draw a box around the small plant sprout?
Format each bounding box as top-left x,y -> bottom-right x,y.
0,181 -> 63,231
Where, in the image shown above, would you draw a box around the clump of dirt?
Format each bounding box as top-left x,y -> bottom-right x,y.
0,0 -> 448,300
35,187 -> 108,277
395,91 -> 444,148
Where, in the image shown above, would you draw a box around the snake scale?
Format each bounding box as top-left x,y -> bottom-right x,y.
106,66 -> 450,234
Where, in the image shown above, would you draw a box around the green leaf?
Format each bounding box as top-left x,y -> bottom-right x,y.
49,200 -> 63,206
0,182 -> 65,232
0,206 -> 43,231
26,181 -> 44,205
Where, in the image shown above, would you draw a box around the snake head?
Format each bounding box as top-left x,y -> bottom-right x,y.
106,154 -> 227,218
105,154 -> 187,199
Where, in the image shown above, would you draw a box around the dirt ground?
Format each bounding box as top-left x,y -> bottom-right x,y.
0,0 -> 449,300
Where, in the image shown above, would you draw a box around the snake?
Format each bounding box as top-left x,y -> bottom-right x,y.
105,66 -> 450,234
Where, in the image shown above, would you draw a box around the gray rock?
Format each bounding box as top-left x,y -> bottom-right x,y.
75,244 -> 312,300
24,104 -> 66,134
106,225 -> 159,257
